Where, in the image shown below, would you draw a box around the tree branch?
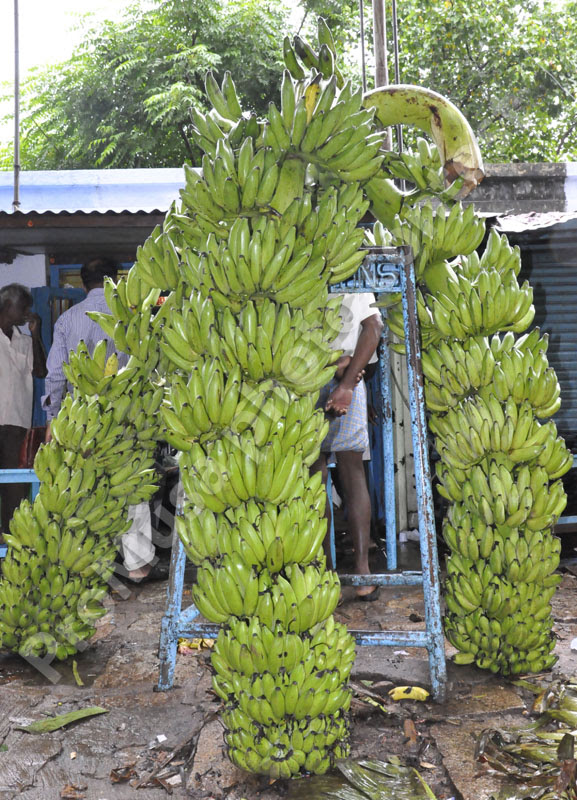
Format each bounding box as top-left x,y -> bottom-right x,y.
178,123 -> 195,160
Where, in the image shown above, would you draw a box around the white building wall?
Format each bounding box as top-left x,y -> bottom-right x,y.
565,163 -> 577,212
0,254 -> 47,289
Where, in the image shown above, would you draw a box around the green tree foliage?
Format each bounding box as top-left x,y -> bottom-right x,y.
0,0 -> 288,169
300,0 -> 577,162
4,0 -> 577,168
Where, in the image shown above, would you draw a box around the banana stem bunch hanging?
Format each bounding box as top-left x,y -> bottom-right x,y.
375,144 -> 572,674
0,342 -> 162,660
152,21 -> 390,777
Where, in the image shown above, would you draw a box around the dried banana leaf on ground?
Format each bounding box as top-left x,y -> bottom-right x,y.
477,680 -> 577,799
287,756 -> 437,799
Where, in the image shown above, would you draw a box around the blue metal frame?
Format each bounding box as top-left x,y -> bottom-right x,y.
49,262 -> 133,290
49,263 -> 83,290
155,245 -> 446,700
0,469 -> 40,558
380,314 -> 398,569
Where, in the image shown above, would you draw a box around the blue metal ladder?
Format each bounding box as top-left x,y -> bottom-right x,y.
157,246 -> 447,701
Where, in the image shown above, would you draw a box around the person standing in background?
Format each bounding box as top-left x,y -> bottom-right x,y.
43,258 -> 127,420
311,293 -> 383,601
42,258 -> 164,583
0,283 -> 47,539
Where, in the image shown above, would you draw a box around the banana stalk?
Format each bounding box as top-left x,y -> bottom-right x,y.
363,84 -> 484,191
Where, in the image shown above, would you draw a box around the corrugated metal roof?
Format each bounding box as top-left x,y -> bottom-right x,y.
3,169 -> 577,234
0,209 -> 167,218
497,212 -> 577,233
0,168 -> 186,214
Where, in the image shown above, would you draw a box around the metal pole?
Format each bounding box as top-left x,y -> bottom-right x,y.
399,249 -> 447,702
359,0 -> 367,94
379,311 -> 397,569
372,0 -> 389,87
391,0 -> 401,84
13,0 -> 21,210
391,0 -> 403,154
372,0 -> 392,149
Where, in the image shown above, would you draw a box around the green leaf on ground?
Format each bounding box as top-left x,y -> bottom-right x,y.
14,706 -> 108,733
72,660 -> 84,687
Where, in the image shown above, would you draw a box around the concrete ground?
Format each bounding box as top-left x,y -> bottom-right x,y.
1,541 -> 577,800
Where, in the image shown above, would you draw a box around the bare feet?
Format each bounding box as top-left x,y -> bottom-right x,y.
356,585 -> 380,602
126,564 -> 151,582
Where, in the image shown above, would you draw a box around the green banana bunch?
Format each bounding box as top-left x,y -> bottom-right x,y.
380,137 -> 469,203
0,335 -> 163,659
215,613 -> 352,777
480,337 -> 561,418
177,489 -> 327,569
145,22 -> 389,778
377,134 -> 570,674
422,336 -> 496,408
387,201 -> 485,278
5,14 -> 564,775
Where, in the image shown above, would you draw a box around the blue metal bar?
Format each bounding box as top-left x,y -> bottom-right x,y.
0,468 -> 38,485
352,629 -> 429,648
174,621 -> 220,639
340,572 -> 423,586
157,522 -> 187,692
399,250 -> 447,702
171,619 -> 431,650
0,468 -> 40,501
556,516 -> 577,525
325,466 -> 337,570
379,309 -> 397,569
0,469 -> 40,559
179,602 -> 201,625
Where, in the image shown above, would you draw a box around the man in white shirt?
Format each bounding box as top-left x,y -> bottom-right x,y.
0,283 -> 47,537
312,293 -> 383,600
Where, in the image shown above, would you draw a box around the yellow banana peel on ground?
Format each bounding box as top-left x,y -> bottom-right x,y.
388,685 -> 430,702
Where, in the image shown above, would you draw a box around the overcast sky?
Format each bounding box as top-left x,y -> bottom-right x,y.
0,0 -> 129,144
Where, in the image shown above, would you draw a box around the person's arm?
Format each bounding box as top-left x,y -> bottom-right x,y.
41,316 -> 69,423
325,313 -> 383,416
28,313 -> 47,378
